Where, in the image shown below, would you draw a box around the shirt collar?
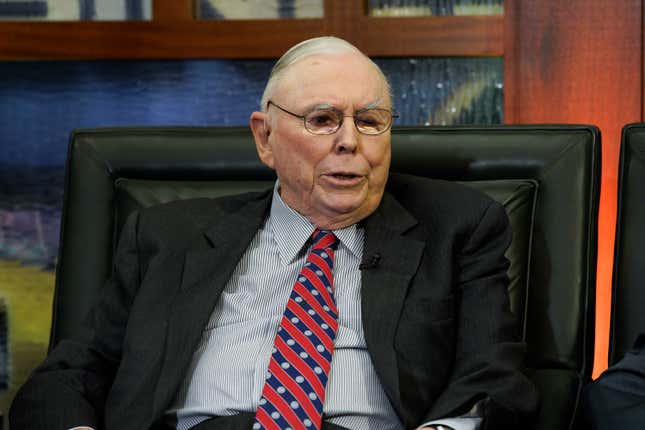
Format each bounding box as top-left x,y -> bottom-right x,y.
267,182 -> 364,265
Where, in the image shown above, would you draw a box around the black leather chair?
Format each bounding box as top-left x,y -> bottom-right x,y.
609,123 -> 645,365
51,125 -> 600,430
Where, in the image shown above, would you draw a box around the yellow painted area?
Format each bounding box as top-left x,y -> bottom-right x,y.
430,75 -> 495,126
0,259 -> 55,422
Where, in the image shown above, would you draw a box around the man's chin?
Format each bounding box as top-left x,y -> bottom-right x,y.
323,199 -> 364,216
312,200 -> 378,229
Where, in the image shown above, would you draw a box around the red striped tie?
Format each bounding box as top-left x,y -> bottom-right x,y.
254,229 -> 339,430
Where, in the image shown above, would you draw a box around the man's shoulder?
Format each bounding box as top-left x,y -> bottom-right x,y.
132,188 -> 272,237
386,172 -> 495,213
381,173 -> 509,252
140,189 -> 270,216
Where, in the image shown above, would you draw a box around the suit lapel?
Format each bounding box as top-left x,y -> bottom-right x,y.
151,192 -> 272,420
361,192 -> 425,423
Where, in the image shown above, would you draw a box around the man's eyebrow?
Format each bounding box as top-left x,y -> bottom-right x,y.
362,99 -> 386,110
308,103 -> 335,111
305,100 -> 387,112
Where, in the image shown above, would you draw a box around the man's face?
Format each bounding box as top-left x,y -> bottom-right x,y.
251,52 -> 392,230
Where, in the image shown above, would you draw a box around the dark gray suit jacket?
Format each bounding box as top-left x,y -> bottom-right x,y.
579,334 -> 645,430
10,174 -> 539,430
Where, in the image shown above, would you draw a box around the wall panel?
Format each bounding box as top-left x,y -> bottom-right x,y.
505,0 -> 642,377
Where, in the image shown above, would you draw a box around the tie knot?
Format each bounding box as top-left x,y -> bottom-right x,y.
311,229 -> 338,251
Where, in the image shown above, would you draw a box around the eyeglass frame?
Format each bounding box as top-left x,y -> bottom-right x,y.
266,100 -> 399,136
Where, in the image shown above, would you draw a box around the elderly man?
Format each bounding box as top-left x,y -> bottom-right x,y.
10,37 -> 538,430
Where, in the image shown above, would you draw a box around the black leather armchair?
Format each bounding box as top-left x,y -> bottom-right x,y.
609,123 -> 645,365
52,125 -> 600,430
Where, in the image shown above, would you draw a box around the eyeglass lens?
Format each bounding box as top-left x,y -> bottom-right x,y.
304,108 -> 392,135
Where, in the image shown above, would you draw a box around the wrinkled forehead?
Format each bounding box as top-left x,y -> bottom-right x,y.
274,52 -> 391,106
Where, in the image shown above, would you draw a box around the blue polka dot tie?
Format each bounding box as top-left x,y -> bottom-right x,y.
254,229 -> 339,430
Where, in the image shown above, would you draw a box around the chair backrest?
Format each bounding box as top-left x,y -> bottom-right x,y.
52,125 -> 600,430
609,123 -> 645,365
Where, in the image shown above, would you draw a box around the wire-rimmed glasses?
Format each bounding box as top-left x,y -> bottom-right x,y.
267,100 -> 398,136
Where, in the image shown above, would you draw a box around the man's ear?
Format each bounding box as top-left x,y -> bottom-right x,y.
250,111 -> 274,169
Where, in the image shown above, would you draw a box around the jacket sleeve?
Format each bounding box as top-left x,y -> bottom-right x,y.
9,211 -> 142,430
425,201 -> 540,430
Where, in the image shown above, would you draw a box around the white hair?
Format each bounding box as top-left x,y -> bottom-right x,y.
260,36 -> 391,111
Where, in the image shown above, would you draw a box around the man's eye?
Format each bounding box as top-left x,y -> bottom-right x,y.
356,114 -> 382,128
308,112 -> 336,126
357,117 -> 379,127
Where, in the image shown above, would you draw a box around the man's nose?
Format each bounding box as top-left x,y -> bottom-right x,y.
334,118 -> 359,153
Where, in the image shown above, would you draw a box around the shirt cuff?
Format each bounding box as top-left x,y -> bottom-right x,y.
417,417 -> 482,430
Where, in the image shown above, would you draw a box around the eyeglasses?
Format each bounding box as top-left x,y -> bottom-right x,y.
267,100 -> 398,136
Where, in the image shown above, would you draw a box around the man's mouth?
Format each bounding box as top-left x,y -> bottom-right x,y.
330,173 -> 360,179
323,172 -> 365,186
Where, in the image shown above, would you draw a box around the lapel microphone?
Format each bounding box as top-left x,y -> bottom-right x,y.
359,253 -> 381,270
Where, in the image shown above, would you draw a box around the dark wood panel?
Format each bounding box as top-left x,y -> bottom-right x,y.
504,0 -> 642,378
323,0 -> 363,42
0,14 -> 503,59
0,20 -> 326,59
154,0 -> 194,21
360,15 -> 504,56
502,0 -> 519,123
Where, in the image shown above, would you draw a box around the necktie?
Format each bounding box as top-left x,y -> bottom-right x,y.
254,229 -> 340,430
